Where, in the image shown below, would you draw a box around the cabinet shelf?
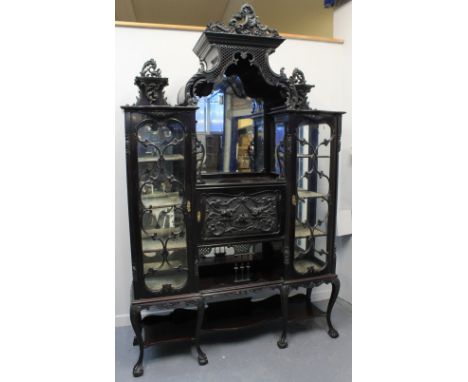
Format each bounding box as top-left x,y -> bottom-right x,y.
143,263 -> 188,274
138,154 -> 184,163
144,273 -> 188,293
294,259 -> 326,274
141,192 -> 182,208
198,252 -> 262,267
140,294 -> 324,346
142,235 -> 187,253
297,189 -> 326,199
295,224 -> 326,238
297,154 -> 330,159
141,226 -> 184,240
199,266 -> 282,291
142,309 -> 196,346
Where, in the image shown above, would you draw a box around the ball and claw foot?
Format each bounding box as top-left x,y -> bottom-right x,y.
277,339 -> 288,349
198,353 -> 208,366
328,327 -> 339,339
132,363 -> 144,377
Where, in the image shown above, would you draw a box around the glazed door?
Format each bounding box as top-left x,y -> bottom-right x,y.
126,110 -> 196,298
293,121 -> 332,276
272,112 -> 341,279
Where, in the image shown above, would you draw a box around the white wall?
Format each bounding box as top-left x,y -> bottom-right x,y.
334,1 -> 352,304
115,5 -> 352,325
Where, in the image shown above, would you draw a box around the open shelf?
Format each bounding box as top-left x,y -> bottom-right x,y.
142,309 -> 196,346
198,265 -> 282,291
198,252 -> 262,267
204,294 -> 323,331
140,294 -> 323,346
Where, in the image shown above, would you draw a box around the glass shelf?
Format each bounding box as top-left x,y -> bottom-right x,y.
295,224 -> 326,238
144,272 -> 187,292
297,154 -> 330,159
140,226 -> 184,239
138,154 -> 185,163
293,259 -> 326,274
297,189 -> 326,199
142,235 -> 187,253
141,192 -> 182,208
143,262 -> 188,273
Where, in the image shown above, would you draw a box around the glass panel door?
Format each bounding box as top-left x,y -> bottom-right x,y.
136,118 -> 188,293
294,122 -> 332,275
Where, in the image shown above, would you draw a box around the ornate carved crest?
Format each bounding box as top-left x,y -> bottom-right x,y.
207,4 -> 279,38
288,68 -> 314,110
134,59 -> 169,106
289,68 -> 306,85
140,59 -> 162,78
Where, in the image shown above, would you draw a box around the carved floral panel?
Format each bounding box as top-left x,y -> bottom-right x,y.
201,191 -> 281,239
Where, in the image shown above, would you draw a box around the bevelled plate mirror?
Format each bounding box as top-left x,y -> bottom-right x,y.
195,75 -> 264,174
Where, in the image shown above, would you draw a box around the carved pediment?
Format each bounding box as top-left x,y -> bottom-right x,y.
207,4 -> 279,38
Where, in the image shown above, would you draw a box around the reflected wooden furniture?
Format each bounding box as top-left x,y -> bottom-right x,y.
122,4 -> 344,377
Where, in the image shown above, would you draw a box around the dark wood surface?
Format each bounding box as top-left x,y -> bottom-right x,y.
140,293 -> 327,347
122,4 -> 344,375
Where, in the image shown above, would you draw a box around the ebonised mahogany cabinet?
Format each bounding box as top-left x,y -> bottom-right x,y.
121,4 -> 344,377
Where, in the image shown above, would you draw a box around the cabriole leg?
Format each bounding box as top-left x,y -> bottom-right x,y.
277,285 -> 290,349
326,278 -> 341,339
195,299 -> 208,365
130,305 -> 144,377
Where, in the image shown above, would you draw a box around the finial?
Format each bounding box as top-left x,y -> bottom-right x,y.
207,3 -> 279,37
134,59 -> 168,106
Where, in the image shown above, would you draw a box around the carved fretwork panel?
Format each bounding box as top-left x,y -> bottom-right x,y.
200,191 -> 281,239
184,45 -> 291,107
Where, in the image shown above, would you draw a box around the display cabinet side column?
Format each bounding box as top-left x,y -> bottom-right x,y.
124,111 -> 145,298
326,114 -> 342,273
283,113 -> 299,279
264,112 -> 274,174
183,109 -> 200,292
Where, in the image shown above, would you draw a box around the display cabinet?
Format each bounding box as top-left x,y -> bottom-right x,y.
121,4 -> 344,377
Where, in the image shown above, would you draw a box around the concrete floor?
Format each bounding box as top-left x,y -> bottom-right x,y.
115,298 -> 351,382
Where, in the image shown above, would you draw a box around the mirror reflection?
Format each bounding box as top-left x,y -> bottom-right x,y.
196,76 -> 264,174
